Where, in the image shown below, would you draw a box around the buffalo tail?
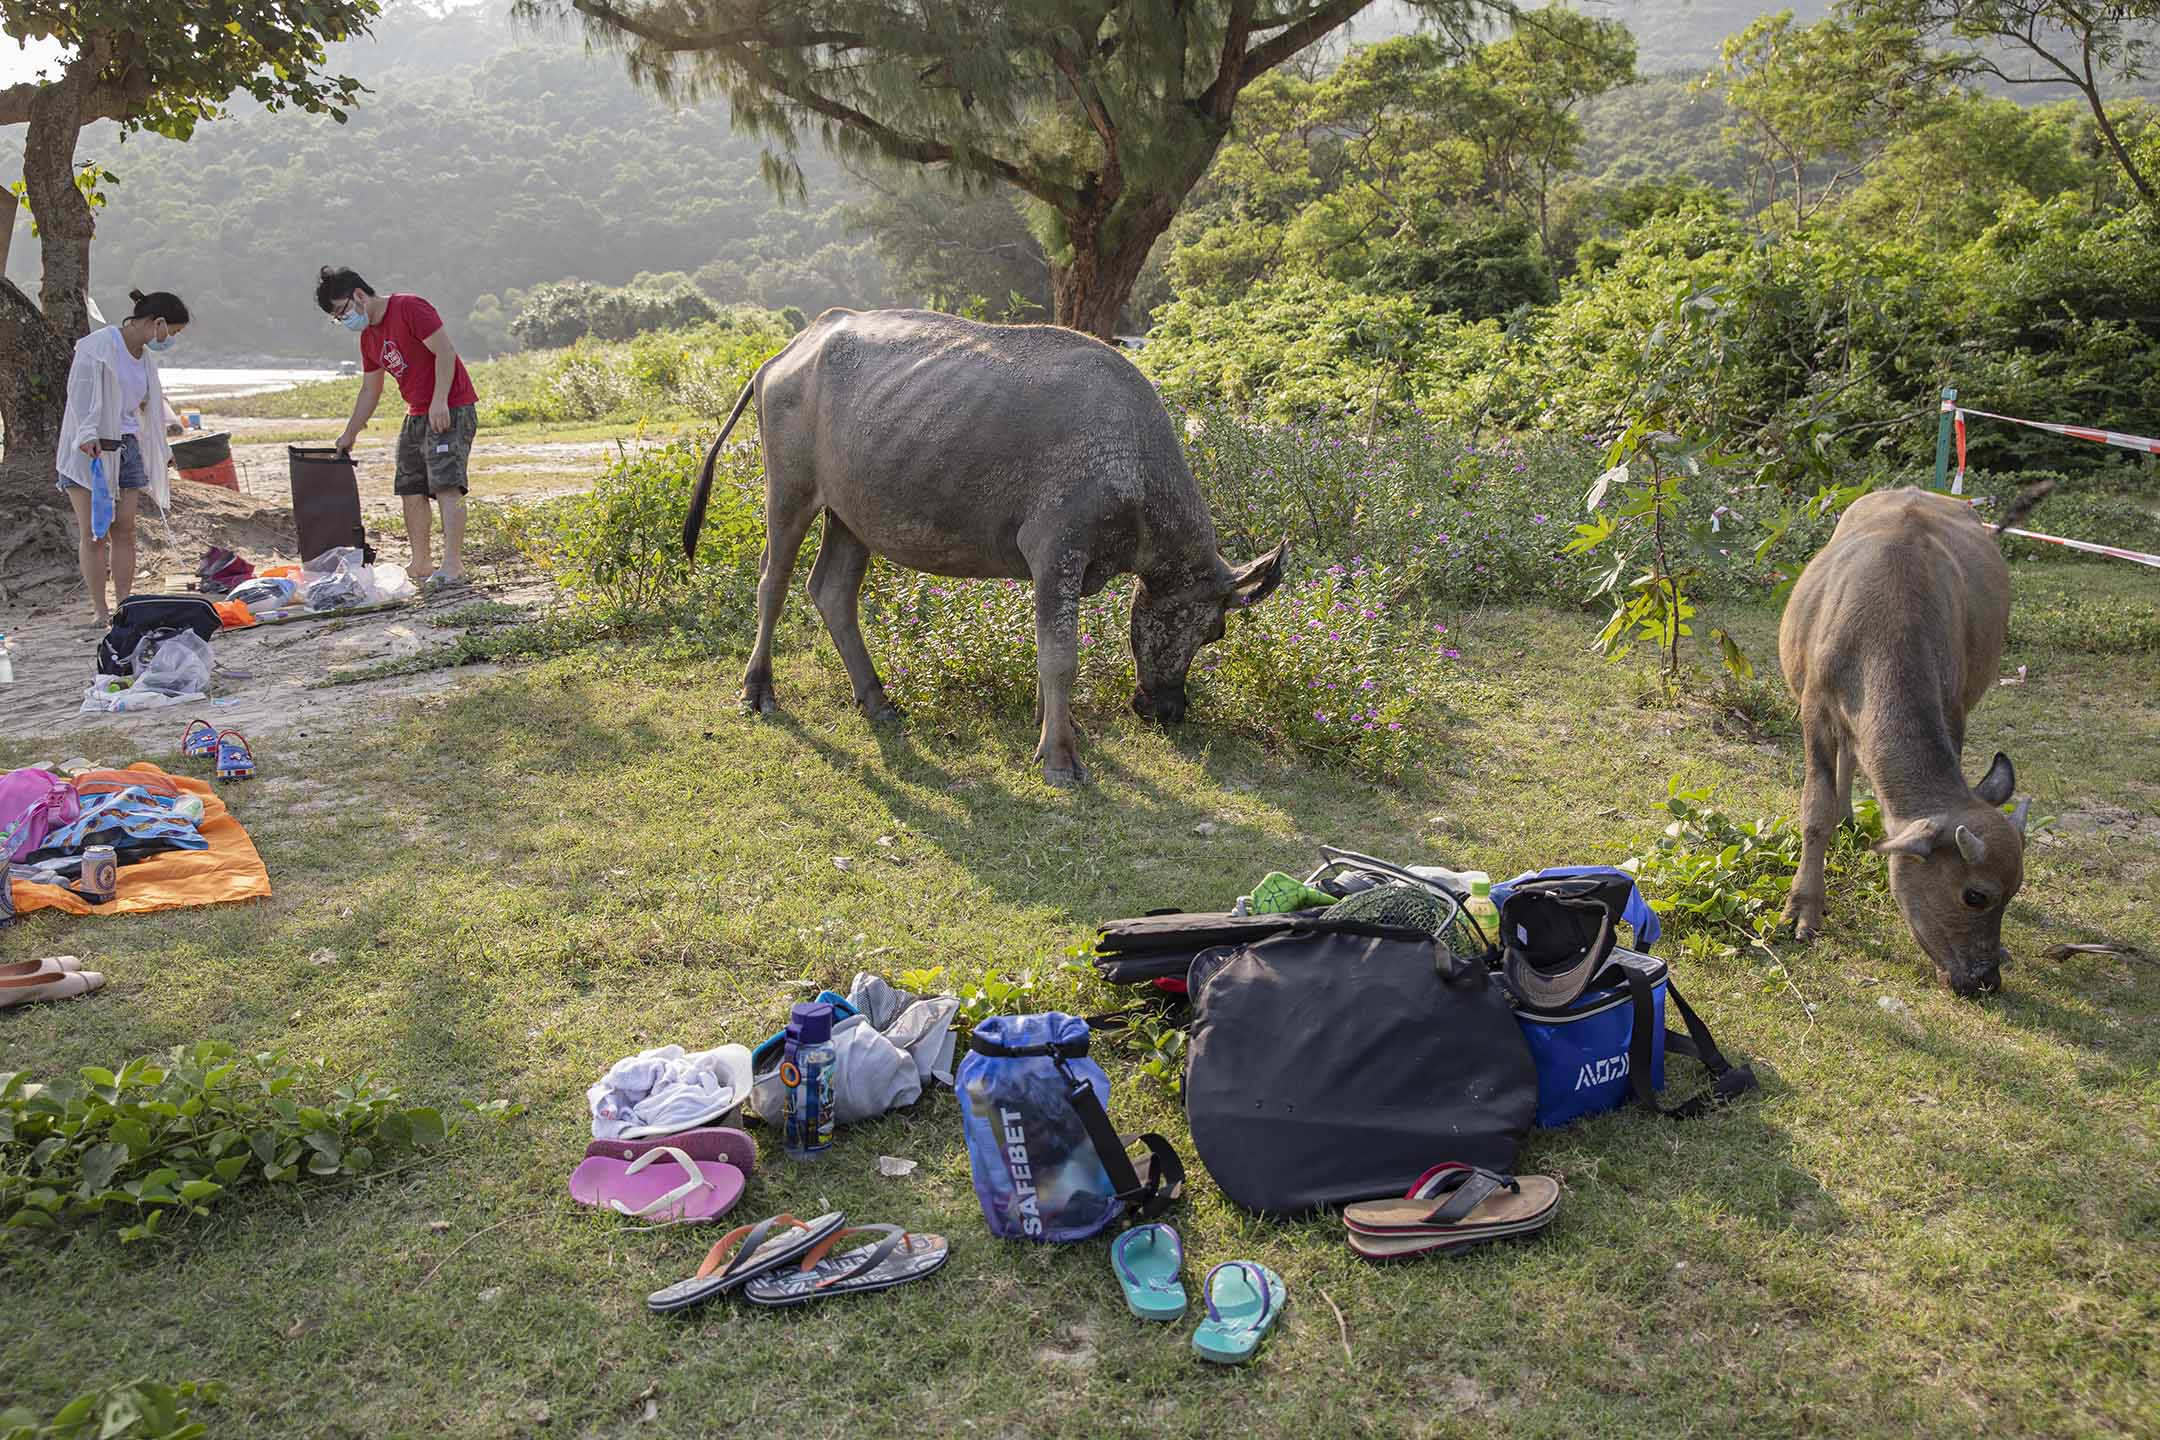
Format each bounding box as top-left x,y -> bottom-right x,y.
682,378 -> 758,561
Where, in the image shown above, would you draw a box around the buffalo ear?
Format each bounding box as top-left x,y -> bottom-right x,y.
1876,816 -> 1942,858
1974,751 -> 2016,807
1221,538 -> 1289,607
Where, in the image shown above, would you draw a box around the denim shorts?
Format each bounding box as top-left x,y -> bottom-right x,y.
56,433 -> 150,494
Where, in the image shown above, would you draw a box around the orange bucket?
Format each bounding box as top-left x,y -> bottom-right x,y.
179,457 -> 239,490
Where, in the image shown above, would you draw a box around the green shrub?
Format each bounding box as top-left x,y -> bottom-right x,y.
0,1378 -> 223,1440
1185,407 -> 1599,603
517,437 -> 768,631
0,1043 -> 515,1243
860,557 -> 1466,780
2009,585 -> 2160,654
1626,779 -> 1804,943
1197,558 -> 1466,779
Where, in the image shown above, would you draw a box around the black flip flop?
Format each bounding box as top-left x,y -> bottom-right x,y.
740,1224 -> 949,1307
646,1211 -> 845,1315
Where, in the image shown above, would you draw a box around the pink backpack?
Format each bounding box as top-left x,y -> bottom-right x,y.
0,767 -> 80,863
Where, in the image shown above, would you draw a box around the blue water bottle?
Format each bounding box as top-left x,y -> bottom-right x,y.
781,1002 -> 836,1161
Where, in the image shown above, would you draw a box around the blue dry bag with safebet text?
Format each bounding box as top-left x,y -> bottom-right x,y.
958,1012 -> 1182,1243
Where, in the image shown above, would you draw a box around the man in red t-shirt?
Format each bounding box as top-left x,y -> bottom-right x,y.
317,265 -> 480,589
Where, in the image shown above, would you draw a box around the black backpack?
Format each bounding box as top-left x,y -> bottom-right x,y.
1183,918 -> 1538,1215
96,595 -> 222,677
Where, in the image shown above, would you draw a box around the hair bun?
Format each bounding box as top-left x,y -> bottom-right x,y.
127,288 -> 146,303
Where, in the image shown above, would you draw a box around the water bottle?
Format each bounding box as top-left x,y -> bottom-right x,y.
781,1002 -> 836,1161
0,633 -> 13,684
1463,873 -> 1500,947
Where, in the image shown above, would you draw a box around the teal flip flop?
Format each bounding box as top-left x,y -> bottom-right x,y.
1191,1261 -> 1286,1365
1110,1223 -> 1187,1321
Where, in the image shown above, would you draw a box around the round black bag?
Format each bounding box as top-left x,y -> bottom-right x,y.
1184,920 -> 1537,1215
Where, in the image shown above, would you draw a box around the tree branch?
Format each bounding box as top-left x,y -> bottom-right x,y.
0,74 -> 150,129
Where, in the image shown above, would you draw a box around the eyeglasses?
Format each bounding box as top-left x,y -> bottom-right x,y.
329,299 -> 358,325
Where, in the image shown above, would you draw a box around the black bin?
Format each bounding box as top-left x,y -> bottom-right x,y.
287,446 -> 373,564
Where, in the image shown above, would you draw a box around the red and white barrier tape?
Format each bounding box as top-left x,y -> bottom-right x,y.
1953,405 -> 2160,493
1982,523 -> 2160,569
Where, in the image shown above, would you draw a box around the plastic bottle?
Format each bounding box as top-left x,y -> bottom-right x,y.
0,633 -> 13,684
781,1002 -> 836,1161
1463,873 -> 1500,945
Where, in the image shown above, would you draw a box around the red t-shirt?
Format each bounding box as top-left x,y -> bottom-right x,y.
360,293 -> 478,415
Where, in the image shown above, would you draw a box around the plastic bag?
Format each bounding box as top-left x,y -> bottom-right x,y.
130,628 -> 213,696
301,545 -> 374,609
228,575 -> 297,615
369,561 -> 417,602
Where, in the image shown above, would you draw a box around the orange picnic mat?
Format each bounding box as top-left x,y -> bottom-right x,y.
11,764 -> 271,917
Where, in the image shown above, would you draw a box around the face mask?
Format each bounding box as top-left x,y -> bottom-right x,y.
339,308 -> 367,333
145,333 -> 176,353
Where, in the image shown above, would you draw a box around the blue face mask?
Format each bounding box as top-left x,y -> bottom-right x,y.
145,334 -> 176,353
339,308 -> 367,333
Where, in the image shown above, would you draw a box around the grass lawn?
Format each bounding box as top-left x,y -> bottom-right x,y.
2,567 -> 2155,1438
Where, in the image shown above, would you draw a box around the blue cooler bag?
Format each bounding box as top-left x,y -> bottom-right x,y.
1515,951 -> 1755,1125
958,1013 -> 1182,1242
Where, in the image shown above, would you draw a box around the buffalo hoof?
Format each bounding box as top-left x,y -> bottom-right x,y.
1782,897 -> 1822,941
739,688 -> 777,716
1043,762 -> 1089,788
864,696 -> 905,727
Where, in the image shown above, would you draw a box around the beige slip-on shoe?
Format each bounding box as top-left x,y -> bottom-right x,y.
0,970 -> 107,1008
0,957 -> 85,980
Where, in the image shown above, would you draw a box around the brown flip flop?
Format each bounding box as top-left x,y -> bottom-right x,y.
1344,1163 -> 1559,1260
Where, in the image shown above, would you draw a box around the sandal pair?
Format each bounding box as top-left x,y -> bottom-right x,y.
1110,1223 -> 1286,1366
181,719 -> 255,780
1344,1162 -> 1561,1260
647,1211 -> 948,1314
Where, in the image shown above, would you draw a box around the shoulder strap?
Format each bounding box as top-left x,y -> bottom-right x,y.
1613,955 -> 1758,1119
1053,1056 -> 1184,1220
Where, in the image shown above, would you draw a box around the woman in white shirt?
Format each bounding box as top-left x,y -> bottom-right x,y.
54,289 -> 188,627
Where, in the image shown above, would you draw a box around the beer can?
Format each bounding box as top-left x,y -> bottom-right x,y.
77,845 -> 118,905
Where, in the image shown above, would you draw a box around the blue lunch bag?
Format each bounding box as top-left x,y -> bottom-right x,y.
1515,950 -> 1755,1126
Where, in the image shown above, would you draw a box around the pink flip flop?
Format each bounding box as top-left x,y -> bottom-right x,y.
583,1126 -> 757,1180
568,1145 -> 745,1228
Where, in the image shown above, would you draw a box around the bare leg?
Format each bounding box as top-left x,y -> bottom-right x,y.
805,513 -> 898,721
110,490 -> 139,605
740,480 -> 820,714
437,490 -> 468,579
1782,712 -> 1842,939
65,485 -> 112,624
1030,554 -> 1086,786
402,494 -> 436,579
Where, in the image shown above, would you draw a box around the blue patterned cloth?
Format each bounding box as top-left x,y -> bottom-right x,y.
31,786 -> 206,861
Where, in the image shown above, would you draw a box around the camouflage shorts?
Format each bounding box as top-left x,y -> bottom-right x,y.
394,404 -> 477,498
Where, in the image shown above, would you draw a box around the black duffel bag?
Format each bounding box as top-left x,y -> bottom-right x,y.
95,594 -> 223,677
1184,918 -> 1538,1215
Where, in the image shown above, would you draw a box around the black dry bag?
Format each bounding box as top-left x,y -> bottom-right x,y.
1184,919 -> 1538,1215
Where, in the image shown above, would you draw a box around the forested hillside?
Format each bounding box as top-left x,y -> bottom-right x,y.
2,3 -> 890,361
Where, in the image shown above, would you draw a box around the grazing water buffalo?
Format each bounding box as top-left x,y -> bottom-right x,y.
1778,487 -> 2029,995
683,309 -> 1288,785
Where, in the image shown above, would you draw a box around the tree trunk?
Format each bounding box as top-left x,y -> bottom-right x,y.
0,49 -> 99,585
1048,195 -> 1179,341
